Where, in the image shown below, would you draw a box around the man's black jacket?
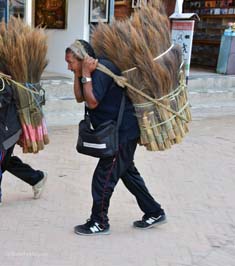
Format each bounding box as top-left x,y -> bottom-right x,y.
0,79 -> 21,152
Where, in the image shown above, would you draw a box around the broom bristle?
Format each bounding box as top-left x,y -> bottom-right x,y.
0,16 -> 48,83
91,0 -> 182,103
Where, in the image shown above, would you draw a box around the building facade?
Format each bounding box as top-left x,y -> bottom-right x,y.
0,0 -> 100,76
0,0 -> 176,76
1,1 -> 234,75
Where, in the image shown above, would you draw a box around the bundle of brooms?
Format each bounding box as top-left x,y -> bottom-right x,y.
91,0 -> 191,151
0,17 -> 49,153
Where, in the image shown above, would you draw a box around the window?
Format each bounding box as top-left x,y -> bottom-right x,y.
0,0 -> 26,23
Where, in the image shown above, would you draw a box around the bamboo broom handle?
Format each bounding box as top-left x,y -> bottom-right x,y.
142,116 -> 159,151
161,128 -> 172,149
147,111 -> 165,150
169,114 -> 182,144
133,107 -> 149,145
158,104 -> 176,140
175,116 -> 186,138
139,130 -> 149,145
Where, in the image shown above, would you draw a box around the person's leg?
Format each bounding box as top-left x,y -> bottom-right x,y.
90,156 -> 120,227
6,155 -> 44,186
119,140 -> 164,217
74,139 -> 165,235
2,145 -> 43,186
2,145 -> 47,199
74,145 -> 134,235
119,140 -> 166,229
91,139 -> 164,224
1,146 -> 14,174
74,155 -> 119,235
122,163 -> 164,216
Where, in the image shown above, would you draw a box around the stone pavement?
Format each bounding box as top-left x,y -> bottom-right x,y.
1,111 -> 235,265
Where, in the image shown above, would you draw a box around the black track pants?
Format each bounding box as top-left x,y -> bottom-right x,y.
1,145 -> 44,186
90,139 -> 164,226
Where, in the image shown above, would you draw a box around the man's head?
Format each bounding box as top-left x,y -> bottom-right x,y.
65,40 -> 96,74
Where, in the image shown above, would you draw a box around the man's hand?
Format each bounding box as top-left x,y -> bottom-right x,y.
0,72 -> 11,79
82,56 -> 98,77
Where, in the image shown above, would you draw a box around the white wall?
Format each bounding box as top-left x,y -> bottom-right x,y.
25,0 -> 114,77
45,0 -> 89,77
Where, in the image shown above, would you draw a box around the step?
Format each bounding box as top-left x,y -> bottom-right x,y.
188,73 -> 235,92
189,87 -> 235,105
187,74 -> 235,118
41,78 -> 74,99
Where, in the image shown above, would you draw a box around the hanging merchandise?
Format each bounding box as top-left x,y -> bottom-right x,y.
224,22 -> 235,36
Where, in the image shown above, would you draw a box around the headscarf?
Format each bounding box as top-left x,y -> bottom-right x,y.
68,39 -> 96,59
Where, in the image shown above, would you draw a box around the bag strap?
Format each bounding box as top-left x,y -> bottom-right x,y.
115,91 -> 125,149
116,91 -> 125,129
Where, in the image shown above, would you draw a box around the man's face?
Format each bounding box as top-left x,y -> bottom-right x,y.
65,52 -> 82,75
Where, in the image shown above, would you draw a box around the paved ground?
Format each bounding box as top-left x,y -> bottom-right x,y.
0,111 -> 235,266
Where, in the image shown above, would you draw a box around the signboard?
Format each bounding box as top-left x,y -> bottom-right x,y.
171,20 -> 195,83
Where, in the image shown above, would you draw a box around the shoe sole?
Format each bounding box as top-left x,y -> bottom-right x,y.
133,218 -> 167,230
74,230 -> 110,236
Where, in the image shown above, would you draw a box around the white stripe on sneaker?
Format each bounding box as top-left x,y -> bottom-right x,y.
146,216 -> 162,225
146,218 -> 155,225
90,223 -> 102,233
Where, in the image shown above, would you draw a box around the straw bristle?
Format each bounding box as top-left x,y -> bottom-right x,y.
0,16 -> 48,83
91,0 -> 181,102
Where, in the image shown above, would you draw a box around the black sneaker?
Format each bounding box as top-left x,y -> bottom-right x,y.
74,219 -> 110,236
133,214 -> 167,229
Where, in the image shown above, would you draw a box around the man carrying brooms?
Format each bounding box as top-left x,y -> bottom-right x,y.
65,39 -> 166,236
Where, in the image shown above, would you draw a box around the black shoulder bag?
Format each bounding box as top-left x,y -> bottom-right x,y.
76,93 -> 125,158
